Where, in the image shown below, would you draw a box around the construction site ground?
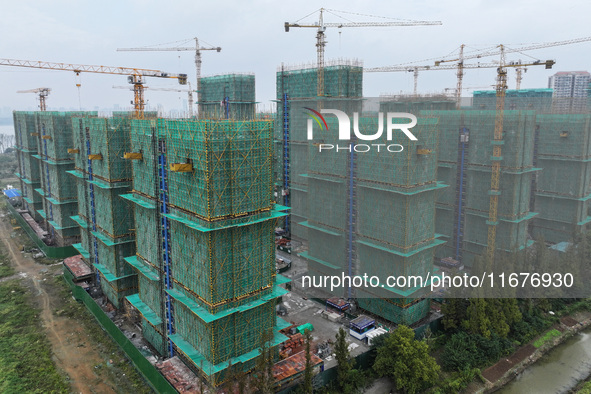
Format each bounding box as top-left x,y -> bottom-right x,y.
0,204 -> 153,394
278,247 -> 371,370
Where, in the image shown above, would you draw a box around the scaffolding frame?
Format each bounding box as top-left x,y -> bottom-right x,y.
125,118 -> 289,386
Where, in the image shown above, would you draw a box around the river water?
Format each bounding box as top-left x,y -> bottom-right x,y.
498,328 -> 591,394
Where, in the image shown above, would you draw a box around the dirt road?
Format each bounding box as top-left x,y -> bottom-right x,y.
0,218 -> 117,393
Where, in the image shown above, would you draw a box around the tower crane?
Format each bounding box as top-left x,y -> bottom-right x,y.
117,37 -> 221,115
0,58 -> 187,119
113,82 -> 196,117
285,8 -> 442,97
369,36 -> 591,106
433,35 -> 591,97
366,59 -> 534,106
444,85 -> 494,94
486,46 -> 555,262
17,87 -> 51,111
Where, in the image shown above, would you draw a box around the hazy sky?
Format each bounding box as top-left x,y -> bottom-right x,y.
1,0 -> 590,113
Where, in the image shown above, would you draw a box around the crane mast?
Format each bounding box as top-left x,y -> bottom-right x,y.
515,62 -> 526,89
194,38 -> 203,109
316,9 -> 326,98
487,45 -> 507,263
455,44 -> 465,108
486,49 -> 555,262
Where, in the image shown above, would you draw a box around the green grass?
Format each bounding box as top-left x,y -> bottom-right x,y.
0,239 -> 15,278
577,380 -> 591,394
533,329 -> 562,348
0,247 -> 15,278
0,280 -> 69,393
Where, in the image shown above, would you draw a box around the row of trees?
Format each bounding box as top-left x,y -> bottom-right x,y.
0,149 -> 17,182
0,134 -> 15,154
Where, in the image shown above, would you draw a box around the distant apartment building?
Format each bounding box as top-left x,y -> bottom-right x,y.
548,71 -> 590,112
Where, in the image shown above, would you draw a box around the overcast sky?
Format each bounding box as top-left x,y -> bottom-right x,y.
1,0 -> 590,113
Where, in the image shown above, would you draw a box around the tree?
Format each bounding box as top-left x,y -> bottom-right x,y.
441,298 -> 468,331
302,330 -> 313,394
254,329 -> 275,394
198,360 -> 205,394
441,330 -> 512,372
421,326 -> 434,350
487,299 -> 511,338
223,360 -> 235,393
334,327 -> 353,392
237,369 -> 248,394
462,298 -> 492,338
373,325 -> 440,394
461,297 -> 522,339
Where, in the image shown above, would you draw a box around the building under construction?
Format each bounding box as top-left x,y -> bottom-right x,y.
122,115 -> 290,386
14,112 -> 44,222
14,111 -> 98,246
276,63 -> 446,325
429,108 -> 538,266
354,102 -> 443,325
464,90 -> 591,244
69,113 -> 141,307
275,61 -> 363,239
531,113 -> 591,242
120,74 -> 289,386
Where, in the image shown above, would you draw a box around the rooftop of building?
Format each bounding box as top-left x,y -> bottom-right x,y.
553,71 -> 590,76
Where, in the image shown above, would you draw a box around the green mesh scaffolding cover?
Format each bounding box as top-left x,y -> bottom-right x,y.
36,111 -> 97,161
199,74 -> 255,119
276,64 -> 363,99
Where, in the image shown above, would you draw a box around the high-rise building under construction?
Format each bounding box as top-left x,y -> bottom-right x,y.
120,75 -> 291,386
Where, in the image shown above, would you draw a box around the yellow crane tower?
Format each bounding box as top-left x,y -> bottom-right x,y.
0,58 -> 187,119
117,37 -> 221,115
113,83 -> 196,117
17,87 -> 51,111
284,8 -> 442,97
485,47 -> 555,262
